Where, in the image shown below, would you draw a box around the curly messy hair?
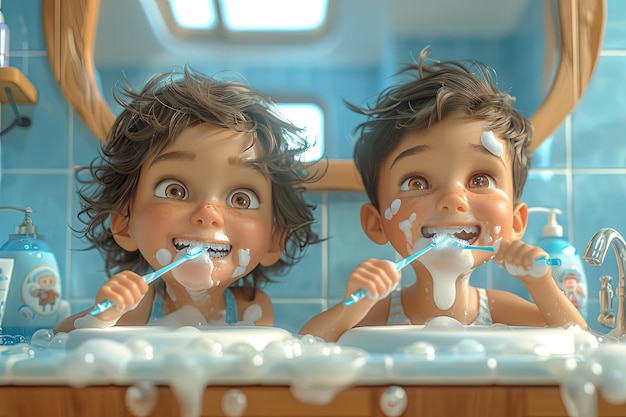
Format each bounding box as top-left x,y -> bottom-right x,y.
76,67 -> 322,299
349,47 -> 533,210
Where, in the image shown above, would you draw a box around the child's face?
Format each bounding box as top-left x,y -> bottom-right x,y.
113,123 -> 282,290
364,117 -> 526,267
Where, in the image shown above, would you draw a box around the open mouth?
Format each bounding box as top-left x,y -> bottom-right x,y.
173,238 -> 232,259
421,226 -> 480,246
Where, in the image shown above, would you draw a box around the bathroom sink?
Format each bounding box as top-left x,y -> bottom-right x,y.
336,317 -> 593,357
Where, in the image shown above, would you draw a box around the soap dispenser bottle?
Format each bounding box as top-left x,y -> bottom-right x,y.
0,206 -> 69,343
528,207 -> 588,318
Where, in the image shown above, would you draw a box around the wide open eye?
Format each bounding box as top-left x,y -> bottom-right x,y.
468,173 -> 496,189
400,175 -> 430,191
154,179 -> 188,200
227,189 -> 259,209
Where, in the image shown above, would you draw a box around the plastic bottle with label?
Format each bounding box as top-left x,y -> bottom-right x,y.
528,207 -> 588,318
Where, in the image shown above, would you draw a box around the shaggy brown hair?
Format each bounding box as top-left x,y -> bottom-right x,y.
76,67 -> 322,299
350,47 -> 533,210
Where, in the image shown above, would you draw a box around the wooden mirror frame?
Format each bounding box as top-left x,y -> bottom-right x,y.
42,0 -> 605,191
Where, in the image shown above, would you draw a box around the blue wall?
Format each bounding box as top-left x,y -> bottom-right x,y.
1,0 -> 624,335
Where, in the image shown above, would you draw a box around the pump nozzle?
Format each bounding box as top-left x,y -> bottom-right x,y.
528,207 -> 563,237
0,206 -> 38,235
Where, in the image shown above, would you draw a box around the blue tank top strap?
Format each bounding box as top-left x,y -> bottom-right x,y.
149,291 -> 165,323
473,287 -> 493,325
224,287 -> 238,325
387,288 -> 411,325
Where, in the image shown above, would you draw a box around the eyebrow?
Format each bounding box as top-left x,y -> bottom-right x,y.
390,144 -> 429,168
150,150 -> 195,166
471,143 -> 506,167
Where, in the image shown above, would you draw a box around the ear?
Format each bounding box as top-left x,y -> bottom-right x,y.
260,230 -> 286,266
511,202 -> 528,240
360,203 -> 389,245
110,212 -> 138,252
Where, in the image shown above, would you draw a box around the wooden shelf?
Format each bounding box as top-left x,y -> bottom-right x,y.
0,67 -> 38,104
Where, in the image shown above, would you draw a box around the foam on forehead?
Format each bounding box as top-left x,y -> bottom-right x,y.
481,131 -> 503,157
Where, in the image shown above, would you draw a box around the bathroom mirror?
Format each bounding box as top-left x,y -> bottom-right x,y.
42,0 -> 604,191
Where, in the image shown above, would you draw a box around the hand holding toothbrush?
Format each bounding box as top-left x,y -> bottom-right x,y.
491,239 -> 561,282
344,236 -> 561,306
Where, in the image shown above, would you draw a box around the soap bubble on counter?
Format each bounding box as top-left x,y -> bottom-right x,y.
125,382 -> 158,417
221,389 -> 247,417
452,339 -> 486,357
124,337 -> 155,360
59,339 -> 133,386
423,316 -> 466,331
400,341 -> 436,360
288,344 -> 368,405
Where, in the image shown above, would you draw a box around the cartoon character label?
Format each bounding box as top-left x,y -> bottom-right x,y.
21,264 -> 61,317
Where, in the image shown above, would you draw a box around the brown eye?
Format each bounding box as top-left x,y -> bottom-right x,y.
468,174 -> 496,189
400,175 -> 430,191
154,179 -> 188,200
228,189 -> 259,209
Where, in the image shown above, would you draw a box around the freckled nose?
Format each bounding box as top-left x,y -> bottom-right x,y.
437,186 -> 469,212
192,204 -> 224,227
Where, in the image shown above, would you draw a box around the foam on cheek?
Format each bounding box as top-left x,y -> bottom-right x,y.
231,249 -> 251,278
481,131 -> 503,156
486,225 -> 502,244
156,248 -> 172,266
384,199 -> 401,220
398,213 -> 417,253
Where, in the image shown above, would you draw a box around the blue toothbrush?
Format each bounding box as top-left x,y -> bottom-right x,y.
343,237 -> 561,307
344,235 -> 452,306
447,242 -> 562,266
89,246 -> 208,316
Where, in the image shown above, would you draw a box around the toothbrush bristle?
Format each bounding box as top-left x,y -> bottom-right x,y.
187,243 -> 206,256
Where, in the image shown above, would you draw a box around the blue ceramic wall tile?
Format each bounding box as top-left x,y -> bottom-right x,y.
3,0 -> 45,52
326,191 -> 397,299
532,123 -> 567,169
603,0 -> 626,50
572,56 -> 626,168
72,118 -> 104,168
273,301 -> 323,334
2,56 -> 70,169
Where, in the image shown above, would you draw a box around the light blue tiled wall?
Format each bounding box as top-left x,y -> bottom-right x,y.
1,0 -> 623,334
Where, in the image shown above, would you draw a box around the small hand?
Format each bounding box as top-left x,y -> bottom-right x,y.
492,239 -> 550,281
345,259 -> 401,304
94,271 -> 149,322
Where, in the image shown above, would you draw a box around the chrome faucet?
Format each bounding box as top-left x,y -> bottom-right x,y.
583,228 -> 626,337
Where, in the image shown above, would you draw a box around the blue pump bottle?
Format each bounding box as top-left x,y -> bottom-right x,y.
528,207 -> 588,319
0,206 -> 69,343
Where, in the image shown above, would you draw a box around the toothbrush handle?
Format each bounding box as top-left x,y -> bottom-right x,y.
89,299 -> 114,316
143,254 -> 192,284
470,246 -> 560,266
344,289 -> 368,306
537,256 -> 562,266
343,244 -> 437,306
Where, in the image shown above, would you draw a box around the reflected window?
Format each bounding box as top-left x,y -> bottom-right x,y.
168,0 -> 217,29
278,103 -> 324,162
168,0 -> 327,32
